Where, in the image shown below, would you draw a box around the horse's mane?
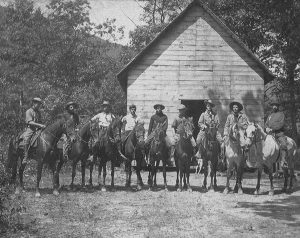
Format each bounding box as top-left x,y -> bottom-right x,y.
44,114 -> 68,134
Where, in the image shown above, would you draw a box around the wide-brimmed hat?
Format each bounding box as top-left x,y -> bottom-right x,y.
204,99 -> 215,107
65,101 -> 78,109
229,101 -> 243,111
32,97 -> 42,103
270,99 -> 280,106
154,104 -> 165,110
102,100 -> 111,106
177,104 -> 186,110
129,104 -> 136,110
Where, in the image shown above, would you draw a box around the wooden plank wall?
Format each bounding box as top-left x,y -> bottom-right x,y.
126,5 -> 265,140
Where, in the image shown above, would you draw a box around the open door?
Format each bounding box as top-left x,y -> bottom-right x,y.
181,100 -> 206,139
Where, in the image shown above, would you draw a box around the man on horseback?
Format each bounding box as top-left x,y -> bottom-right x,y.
224,101 -> 249,140
89,100 -> 115,162
196,100 -> 223,148
22,97 -> 46,164
145,104 -> 172,166
121,104 -> 141,143
172,104 -> 197,148
265,99 -> 288,168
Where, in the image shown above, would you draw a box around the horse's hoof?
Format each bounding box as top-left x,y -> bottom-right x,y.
282,188 -> 287,193
88,183 -> 93,189
254,189 -> 260,195
81,185 -> 87,190
111,187 -> 116,192
269,190 -> 274,196
35,192 -> 41,198
287,187 -> 293,194
175,184 -> 179,189
238,189 -> 244,195
223,188 -> 229,194
165,187 -> 169,192
101,187 -> 107,192
177,188 -> 182,192
137,184 -> 143,191
187,188 -> 192,192
53,190 -> 59,196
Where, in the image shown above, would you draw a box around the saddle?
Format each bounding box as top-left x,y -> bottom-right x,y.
18,130 -> 41,149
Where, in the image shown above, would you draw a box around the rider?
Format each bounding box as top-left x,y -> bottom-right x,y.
196,100 -> 223,148
22,97 -> 46,164
172,104 -> 197,149
265,99 -> 288,168
62,101 -> 80,161
223,101 -> 249,141
121,104 -> 141,143
88,100 -> 115,162
145,103 -> 172,166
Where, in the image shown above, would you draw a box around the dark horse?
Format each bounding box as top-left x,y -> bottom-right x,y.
198,123 -> 220,191
89,117 -> 122,191
147,125 -> 169,191
7,115 -> 73,197
123,123 -> 145,190
56,121 -> 95,190
174,118 -> 194,192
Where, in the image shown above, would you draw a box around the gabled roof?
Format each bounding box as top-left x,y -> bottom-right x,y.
117,0 -> 274,86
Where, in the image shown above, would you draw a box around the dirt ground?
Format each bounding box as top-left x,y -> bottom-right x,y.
5,163 -> 300,238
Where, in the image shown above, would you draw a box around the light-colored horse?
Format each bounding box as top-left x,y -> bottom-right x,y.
223,123 -> 248,194
244,123 -> 298,195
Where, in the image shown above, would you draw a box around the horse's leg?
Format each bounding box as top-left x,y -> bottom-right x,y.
55,158 -> 64,189
186,164 -> 192,192
110,159 -> 115,190
178,166 -> 183,192
101,159 -> 107,192
267,166 -> 274,196
154,160 -> 159,188
125,160 -> 132,188
202,158 -> 208,190
254,166 -> 262,195
97,159 -> 103,189
70,161 -> 77,190
51,164 -> 59,196
223,159 -> 233,194
282,168 -> 288,193
236,162 -> 244,195
18,162 -> 26,192
89,160 -> 94,187
136,156 -> 144,191
35,160 -> 43,198
162,159 -> 168,191
175,160 -> 179,189
209,161 -> 215,191
81,158 -> 87,189
288,168 -> 294,193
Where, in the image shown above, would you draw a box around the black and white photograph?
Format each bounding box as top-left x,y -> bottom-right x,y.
0,0 -> 299,237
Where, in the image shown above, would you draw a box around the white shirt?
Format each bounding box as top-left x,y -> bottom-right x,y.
91,112 -> 115,127
122,114 -> 140,131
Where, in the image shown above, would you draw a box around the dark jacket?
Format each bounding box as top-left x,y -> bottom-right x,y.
148,113 -> 168,135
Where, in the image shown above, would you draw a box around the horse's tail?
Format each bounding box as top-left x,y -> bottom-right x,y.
7,137 -> 19,184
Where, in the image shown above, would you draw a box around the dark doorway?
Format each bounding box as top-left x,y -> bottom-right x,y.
181,100 -> 206,139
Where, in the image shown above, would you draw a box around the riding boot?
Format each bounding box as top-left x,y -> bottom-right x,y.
280,149 -> 288,169
22,142 -> 30,165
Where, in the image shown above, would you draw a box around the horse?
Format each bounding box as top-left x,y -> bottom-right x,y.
174,118 -> 194,192
88,117 -> 122,191
55,120 -> 95,190
147,125 -> 169,191
7,115 -> 73,197
244,123 -> 298,195
123,122 -> 145,190
198,123 -> 220,191
223,123 -> 247,194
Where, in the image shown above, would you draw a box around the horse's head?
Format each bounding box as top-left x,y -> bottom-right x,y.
206,122 -> 218,142
150,127 -> 165,157
177,118 -> 194,140
108,116 -> 122,144
134,122 -> 145,146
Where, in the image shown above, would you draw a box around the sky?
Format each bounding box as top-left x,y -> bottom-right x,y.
0,0 -> 144,45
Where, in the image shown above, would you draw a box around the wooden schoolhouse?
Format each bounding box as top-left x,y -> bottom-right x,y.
117,0 -> 274,140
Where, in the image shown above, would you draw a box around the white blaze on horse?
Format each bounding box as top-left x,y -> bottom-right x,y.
244,123 -> 298,195
223,123 -> 248,194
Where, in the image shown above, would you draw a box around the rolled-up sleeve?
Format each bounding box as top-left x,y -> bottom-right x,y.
25,110 -> 34,124
198,113 -> 205,127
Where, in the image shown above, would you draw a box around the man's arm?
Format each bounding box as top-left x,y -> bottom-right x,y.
162,115 -> 168,132
26,110 -> 45,128
223,115 -> 230,136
